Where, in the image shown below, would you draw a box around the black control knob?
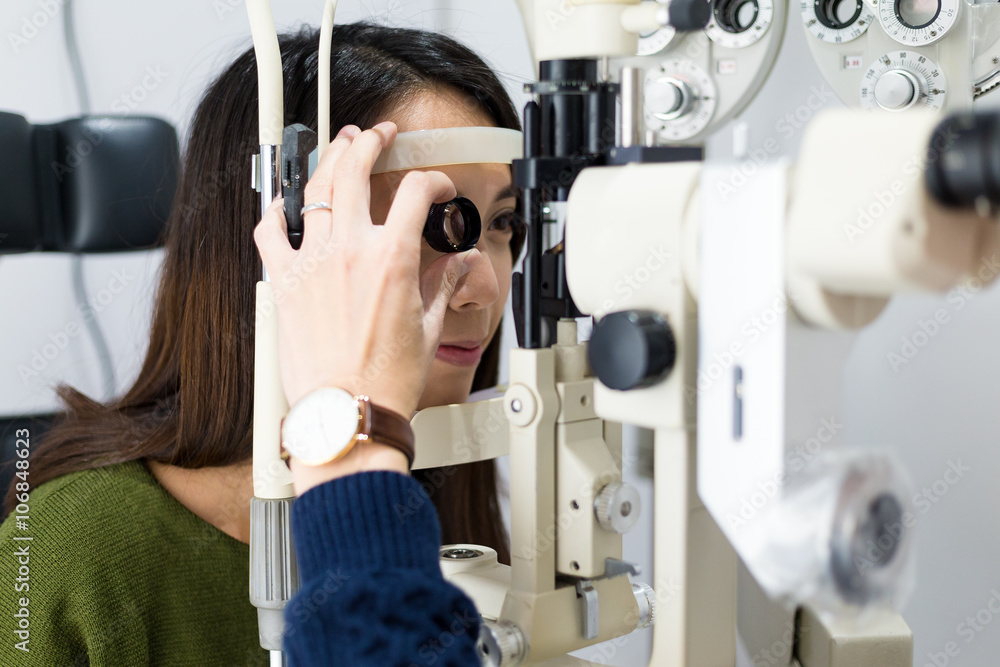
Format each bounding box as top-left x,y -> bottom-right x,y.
588,310 -> 677,391
668,0 -> 713,32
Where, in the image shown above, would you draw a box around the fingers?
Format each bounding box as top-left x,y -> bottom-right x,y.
384,170 -> 457,256
301,125 -> 359,247
303,124 -> 359,203
253,198 -> 294,275
419,250 -> 476,335
329,121 -> 397,224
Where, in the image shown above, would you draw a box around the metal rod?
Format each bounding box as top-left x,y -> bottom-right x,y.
522,101 -> 543,349
620,66 -> 642,148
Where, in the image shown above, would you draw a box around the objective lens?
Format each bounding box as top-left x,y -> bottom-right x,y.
714,0 -> 759,33
424,196 -> 481,253
816,0 -> 863,29
895,0 -> 939,29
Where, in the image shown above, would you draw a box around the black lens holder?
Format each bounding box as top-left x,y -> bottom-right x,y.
423,196 -> 481,253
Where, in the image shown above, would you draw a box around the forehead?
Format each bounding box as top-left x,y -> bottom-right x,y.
382,87 -> 496,132
374,88 -> 515,204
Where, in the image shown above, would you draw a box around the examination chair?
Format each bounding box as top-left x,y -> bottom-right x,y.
0,111 -> 179,504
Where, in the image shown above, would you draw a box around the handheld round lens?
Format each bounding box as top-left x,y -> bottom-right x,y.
424,196 -> 481,253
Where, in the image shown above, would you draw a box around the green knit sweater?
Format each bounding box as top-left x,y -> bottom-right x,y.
0,459 -> 268,666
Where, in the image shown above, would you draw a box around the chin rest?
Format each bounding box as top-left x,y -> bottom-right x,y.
0,111 -> 179,254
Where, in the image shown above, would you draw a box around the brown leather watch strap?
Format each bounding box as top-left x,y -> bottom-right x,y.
367,401 -> 415,469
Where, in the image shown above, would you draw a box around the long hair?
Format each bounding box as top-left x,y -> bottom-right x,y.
3,24 -> 525,564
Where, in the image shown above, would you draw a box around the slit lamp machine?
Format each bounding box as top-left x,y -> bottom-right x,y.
243,0 -> 1000,665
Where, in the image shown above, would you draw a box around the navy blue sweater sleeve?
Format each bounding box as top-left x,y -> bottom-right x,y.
283,470 -> 481,667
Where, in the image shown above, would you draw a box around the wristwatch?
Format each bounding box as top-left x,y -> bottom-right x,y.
280,387 -> 415,468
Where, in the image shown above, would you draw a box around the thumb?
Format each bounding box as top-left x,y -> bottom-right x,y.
420,249 -> 476,327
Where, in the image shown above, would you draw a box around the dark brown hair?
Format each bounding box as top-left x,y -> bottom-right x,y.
3,23 -> 525,564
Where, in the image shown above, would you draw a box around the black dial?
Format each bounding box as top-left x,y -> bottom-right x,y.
588,310 -> 677,391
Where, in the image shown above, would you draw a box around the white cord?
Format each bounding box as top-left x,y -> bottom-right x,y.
63,0 -> 117,399
317,0 -> 339,160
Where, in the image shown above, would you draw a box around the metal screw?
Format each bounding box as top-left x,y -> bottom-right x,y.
442,548 -> 483,560
511,399 -> 522,413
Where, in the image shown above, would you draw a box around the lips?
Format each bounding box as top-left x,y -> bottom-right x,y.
436,340 -> 484,367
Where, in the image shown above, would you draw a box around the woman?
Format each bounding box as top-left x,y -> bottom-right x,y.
0,23 -> 523,665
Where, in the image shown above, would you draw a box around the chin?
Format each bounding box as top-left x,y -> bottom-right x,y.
418,360 -> 477,409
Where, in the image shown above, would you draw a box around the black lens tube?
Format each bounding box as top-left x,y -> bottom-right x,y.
925,112 -> 1000,209
424,196 -> 481,253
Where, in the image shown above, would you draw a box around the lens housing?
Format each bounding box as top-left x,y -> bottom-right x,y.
925,112 -> 1000,209
424,196 -> 482,253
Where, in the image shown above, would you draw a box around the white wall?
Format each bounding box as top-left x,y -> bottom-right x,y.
4,1 -> 999,666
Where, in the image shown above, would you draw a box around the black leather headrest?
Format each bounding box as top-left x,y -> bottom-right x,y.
0,112 -> 179,253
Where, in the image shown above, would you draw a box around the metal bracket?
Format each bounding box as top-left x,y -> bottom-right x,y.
575,580 -> 599,640
603,558 -> 639,579
572,559 -> 641,641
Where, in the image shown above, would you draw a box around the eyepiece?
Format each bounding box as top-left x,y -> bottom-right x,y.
424,196 -> 481,253
925,112 -> 1000,209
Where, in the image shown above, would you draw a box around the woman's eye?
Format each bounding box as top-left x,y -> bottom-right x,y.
488,213 -> 517,235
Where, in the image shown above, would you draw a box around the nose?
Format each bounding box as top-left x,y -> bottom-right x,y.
449,246 -> 500,312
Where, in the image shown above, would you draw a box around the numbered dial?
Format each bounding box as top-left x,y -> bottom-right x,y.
706,0 -> 774,48
638,0 -> 678,55
801,0 -> 874,43
878,0 -> 959,46
860,51 -> 947,111
644,60 -> 718,141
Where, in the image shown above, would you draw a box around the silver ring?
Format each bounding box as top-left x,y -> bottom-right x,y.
301,201 -> 333,216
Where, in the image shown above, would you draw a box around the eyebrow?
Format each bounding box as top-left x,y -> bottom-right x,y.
453,185 -> 520,207
493,184 -> 520,203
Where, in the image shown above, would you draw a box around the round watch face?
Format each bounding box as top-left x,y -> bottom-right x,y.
282,387 -> 360,466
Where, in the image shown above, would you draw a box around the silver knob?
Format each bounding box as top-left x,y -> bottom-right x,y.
645,76 -> 695,121
632,581 -> 657,629
874,69 -> 921,111
477,619 -> 528,667
594,481 -> 641,533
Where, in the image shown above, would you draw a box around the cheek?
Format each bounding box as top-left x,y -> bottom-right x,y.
488,244 -> 514,324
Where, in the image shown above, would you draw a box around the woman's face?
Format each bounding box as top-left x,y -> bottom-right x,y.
369,89 -> 518,408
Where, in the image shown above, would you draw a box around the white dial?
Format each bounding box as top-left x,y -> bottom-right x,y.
877,0 -> 959,46
644,60 -> 718,141
706,0 -> 774,48
860,51 -> 947,111
637,0 -> 677,56
801,0 -> 874,43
